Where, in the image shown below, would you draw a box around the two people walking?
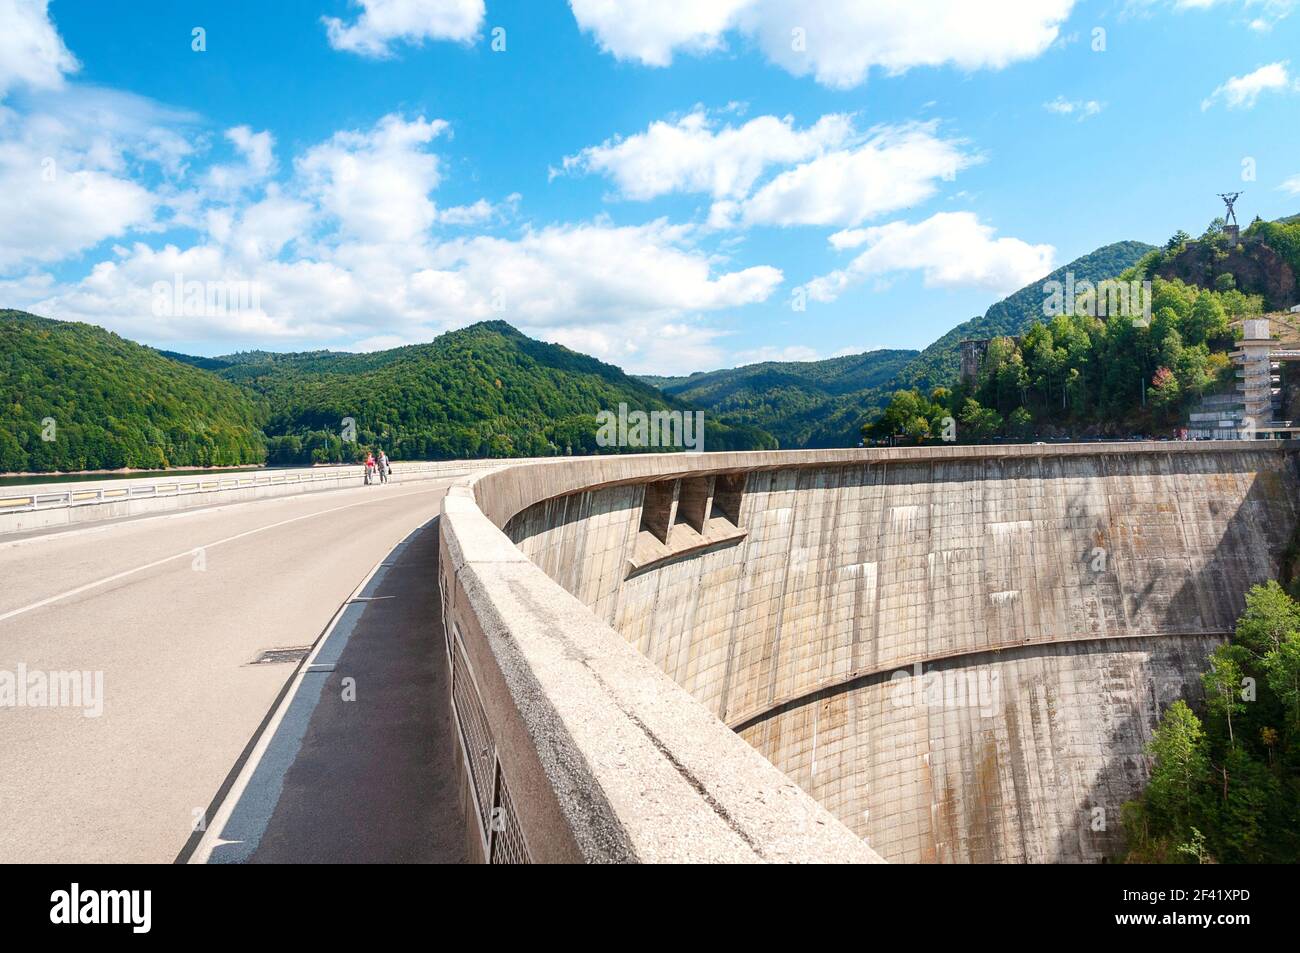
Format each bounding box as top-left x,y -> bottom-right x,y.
363,449 -> 391,485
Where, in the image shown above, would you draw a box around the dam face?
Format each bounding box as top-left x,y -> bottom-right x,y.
500,446 -> 1300,862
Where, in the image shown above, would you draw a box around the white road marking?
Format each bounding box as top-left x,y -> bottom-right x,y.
0,485 -> 443,625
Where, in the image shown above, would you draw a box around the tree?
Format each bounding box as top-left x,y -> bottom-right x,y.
1263,633 -> 1300,731
1202,644 -> 1248,746
1234,581 -> 1300,657
1007,406 -> 1033,439
1147,365 -> 1181,411
958,398 -> 1002,441
1144,700 -> 1210,835
1183,292 -> 1225,345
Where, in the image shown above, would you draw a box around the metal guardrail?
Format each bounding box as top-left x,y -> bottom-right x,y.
0,461 -> 484,514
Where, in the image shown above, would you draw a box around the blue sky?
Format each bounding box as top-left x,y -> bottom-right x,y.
1,0 -> 1298,373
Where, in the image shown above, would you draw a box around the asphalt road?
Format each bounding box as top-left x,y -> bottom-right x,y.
0,479 -> 459,863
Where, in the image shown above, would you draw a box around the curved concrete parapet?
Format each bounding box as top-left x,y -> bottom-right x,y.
437,477 -> 882,863
441,442 -> 1300,863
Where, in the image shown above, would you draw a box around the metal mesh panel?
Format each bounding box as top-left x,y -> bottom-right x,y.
451,641 -> 494,832
490,771 -> 531,864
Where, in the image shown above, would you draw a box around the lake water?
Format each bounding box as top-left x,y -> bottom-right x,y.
0,466 -> 269,488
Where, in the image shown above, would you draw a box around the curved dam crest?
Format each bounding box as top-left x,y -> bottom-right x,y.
495,445 -> 1299,862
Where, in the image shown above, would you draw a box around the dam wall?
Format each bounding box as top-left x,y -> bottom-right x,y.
486,443 -> 1300,862
437,468 -> 881,863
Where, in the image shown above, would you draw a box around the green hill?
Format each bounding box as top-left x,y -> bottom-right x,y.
893,240 -> 1156,391
0,310 -> 267,472
1151,215 -> 1300,310
642,241 -> 1154,449
653,349 -> 917,448
216,320 -> 775,463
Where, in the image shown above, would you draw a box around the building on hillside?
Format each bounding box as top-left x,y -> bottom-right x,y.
958,339 -> 989,382
958,336 -> 1024,383
1188,316 -> 1300,438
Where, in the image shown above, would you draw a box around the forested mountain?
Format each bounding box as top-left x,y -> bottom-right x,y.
891,240 -> 1156,391
869,276 -> 1257,443
0,311 -> 266,472
5,219 -> 1288,473
0,316 -> 772,473
220,320 -> 775,463
652,349 -> 917,448
640,241 -> 1153,448
867,214 -> 1300,445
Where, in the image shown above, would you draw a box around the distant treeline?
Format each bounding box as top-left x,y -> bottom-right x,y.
865,275 -> 1262,443
1,313 -> 772,473
1,311 -> 265,472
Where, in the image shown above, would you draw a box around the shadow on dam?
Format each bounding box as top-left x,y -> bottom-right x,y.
1044,451 -> 1300,862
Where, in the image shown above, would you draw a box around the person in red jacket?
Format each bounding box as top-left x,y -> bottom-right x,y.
364,451 -> 376,485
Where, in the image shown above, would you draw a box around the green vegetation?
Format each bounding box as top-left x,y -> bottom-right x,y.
220,321 -> 774,464
0,311 -> 266,472
643,241 -> 1154,449
1122,581 -> 1300,863
1247,217 -> 1300,281
651,349 -> 918,449
1145,214 -> 1300,294
891,241 -> 1156,392
865,277 -> 1262,443
1,315 -> 773,473
7,215 -> 1292,472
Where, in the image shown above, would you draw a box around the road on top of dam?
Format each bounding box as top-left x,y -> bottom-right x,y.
0,478 -> 467,863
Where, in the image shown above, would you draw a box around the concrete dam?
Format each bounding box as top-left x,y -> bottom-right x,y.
438,443 -> 1300,863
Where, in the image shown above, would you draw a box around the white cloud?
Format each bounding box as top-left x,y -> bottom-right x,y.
1139,0 -> 1299,32
564,112 -> 975,229
1043,96 -> 1105,119
323,0 -> 484,56
1201,61 -> 1297,110
0,162 -> 154,269
419,220 -> 783,327
1280,174 -> 1300,195
0,0 -> 78,98
21,219 -> 783,374
0,86 -> 200,268
558,108 -> 853,201
204,126 -> 277,195
0,11 -> 783,375
11,101 -> 784,369
437,192 -> 520,225
569,0 -> 1075,88
295,114 -> 449,243
804,211 -> 1054,301
568,0 -> 752,67
730,122 -> 974,227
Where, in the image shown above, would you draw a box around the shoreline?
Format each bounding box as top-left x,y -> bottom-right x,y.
0,463 -> 270,479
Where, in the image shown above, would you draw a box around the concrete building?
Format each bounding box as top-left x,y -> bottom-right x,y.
439,442 -> 1300,862
1188,317 -> 1300,439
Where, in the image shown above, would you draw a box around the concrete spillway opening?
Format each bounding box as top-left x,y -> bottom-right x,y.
500,446 -> 1299,862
